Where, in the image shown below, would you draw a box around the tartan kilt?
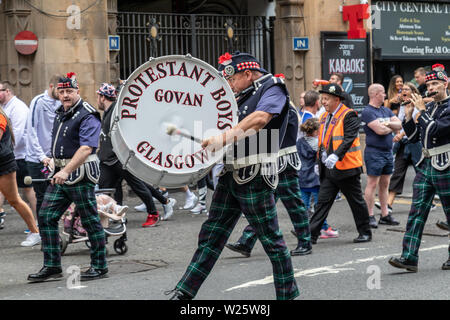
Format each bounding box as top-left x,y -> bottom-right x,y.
402,158 -> 450,262
239,165 -> 311,249
39,181 -> 107,269
176,172 -> 299,300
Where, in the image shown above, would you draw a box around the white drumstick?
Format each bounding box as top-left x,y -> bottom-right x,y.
166,123 -> 203,144
24,176 -> 51,185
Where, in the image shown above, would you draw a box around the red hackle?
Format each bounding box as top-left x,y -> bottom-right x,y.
218,52 -> 233,64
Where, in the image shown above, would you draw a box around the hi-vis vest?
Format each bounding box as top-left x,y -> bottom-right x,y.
318,104 -> 362,170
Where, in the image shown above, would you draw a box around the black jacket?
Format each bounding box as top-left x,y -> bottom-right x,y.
98,102 -> 118,165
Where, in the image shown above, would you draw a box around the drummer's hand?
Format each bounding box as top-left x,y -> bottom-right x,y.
201,135 -> 224,152
51,170 -> 69,185
410,93 -> 426,111
42,157 -> 51,167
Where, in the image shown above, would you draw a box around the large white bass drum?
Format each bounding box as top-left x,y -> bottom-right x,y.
110,54 -> 238,188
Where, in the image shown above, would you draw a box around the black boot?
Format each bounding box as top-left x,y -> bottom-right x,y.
166,289 -> 193,300
80,267 -> 108,281
442,258 -> 450,270
28,266 -> 63,282
290,243 -> 312,256
388,257 -> 418,272
225,242 -> 251,257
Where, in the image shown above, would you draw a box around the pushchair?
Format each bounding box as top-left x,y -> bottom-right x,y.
59,188 -> 128,255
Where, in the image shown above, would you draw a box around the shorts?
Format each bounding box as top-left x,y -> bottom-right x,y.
0,158 -> 17,177
364,149 -> 394,176
16,159 -> 31,188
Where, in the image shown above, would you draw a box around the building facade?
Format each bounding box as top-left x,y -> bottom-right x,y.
0,0 -> 449,107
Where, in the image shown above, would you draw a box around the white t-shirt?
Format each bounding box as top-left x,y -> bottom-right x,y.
2,96 -> 29,160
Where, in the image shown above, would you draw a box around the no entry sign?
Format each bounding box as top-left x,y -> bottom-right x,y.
14,31 -> 38,55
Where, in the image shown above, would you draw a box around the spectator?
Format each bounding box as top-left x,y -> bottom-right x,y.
313,72 -> 354,109
0,81 -> 38,233
385,75 -> 403,115
384,82 -> 424,213
362,84 -> 401,228
298,91 -> 338,238
25,74 -> 62,222
298,91 -> 306,113
0,84 -> 40,247
414,67 -> 434,104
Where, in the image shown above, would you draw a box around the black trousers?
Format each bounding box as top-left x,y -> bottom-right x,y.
26,161 -> 49,219
309,173 -> 371,239
99,161 -> 163,215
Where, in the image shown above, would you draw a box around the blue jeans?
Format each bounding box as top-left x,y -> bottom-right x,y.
301,188 -> 329,230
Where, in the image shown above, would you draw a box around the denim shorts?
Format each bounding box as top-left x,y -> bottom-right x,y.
364,149 -> 394,176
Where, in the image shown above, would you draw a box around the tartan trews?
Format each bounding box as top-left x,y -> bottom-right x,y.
40,182 -> 107,269
402,159 -> 450,262
176,172 -> 299,300
238,166 -> 311,249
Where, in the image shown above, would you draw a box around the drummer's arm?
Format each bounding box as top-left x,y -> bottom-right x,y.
202,111 -> 273,150
225,111 -> 273,144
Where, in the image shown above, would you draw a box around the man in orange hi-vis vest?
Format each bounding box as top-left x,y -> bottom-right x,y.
308,84 -> 372,244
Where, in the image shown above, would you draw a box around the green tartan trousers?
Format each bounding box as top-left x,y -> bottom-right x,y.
176,172 -> 299,300
39,181 -> 107,270
237,166 -> 311,250
402,158 -> 450,263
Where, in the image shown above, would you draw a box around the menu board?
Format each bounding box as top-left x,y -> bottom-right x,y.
372,1 -> 450,59
321,32 -> 370,113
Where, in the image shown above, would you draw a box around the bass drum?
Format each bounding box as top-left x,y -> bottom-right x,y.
110,54 -> 238,188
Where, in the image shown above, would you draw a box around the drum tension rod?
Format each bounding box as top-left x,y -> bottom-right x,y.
123,151 -> 135,170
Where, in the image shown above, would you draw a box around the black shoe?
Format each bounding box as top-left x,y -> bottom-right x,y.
28,266 -> 63,282
436,220 -> 449,231
225,243 -> 251,257
388,257 -> 418,272
290,244 -> 312,256
166,289 -> 193,300
379,214 -> 400,226
442,258 -> 450,270
80,267 -> 108,281
369,216 -> 378,229
353,234 -> 372,243
311,237 -> 318,245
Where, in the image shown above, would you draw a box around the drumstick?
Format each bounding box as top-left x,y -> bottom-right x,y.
166,124 -> 203,144
24,176 -> 51,185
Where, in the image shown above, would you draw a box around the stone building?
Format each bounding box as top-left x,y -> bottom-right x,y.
1,0 -> 449,107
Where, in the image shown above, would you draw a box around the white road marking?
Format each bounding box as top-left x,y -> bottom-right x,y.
225,244 -> 448,292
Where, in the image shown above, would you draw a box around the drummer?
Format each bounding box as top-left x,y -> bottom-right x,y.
28,72 -> 108,282
168,52 -> 299,300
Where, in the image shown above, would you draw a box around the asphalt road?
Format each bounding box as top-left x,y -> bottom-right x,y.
0,167 -> 448,301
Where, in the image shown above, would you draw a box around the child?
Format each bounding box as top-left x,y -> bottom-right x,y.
297,118 -> 338,239
63,193 -> 128,237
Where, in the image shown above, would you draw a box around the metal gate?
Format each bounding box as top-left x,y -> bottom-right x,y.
117,12 -> 274,79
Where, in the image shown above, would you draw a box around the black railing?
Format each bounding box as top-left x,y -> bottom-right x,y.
117,12 -> 274,79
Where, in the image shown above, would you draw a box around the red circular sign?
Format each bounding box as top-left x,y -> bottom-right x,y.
14,31 -> 38,55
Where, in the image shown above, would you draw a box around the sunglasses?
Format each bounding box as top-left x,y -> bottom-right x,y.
0,89 -> 7,91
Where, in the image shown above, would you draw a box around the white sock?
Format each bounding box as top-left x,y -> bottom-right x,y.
185,189 -> 194,198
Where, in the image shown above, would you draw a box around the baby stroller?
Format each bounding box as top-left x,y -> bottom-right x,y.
59,188 -> 128,255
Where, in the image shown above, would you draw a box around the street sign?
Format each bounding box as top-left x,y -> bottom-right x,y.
109,35 -> 120,51
293,37 -> 309,51
14,31 -> 38,55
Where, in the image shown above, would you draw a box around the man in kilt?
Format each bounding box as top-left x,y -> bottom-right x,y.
168,52 -> 299,300
225,100 -> 313,257
28,73 -> 107,282
389,69 -> 450,272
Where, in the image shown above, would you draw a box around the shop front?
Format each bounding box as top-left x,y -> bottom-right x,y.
372,0 -> 450,85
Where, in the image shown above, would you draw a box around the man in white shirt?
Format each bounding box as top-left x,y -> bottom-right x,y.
25,75 -> 62,217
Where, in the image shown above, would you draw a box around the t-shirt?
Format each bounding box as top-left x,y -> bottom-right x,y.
255,85 -> 286,116
361,104 -> 394,152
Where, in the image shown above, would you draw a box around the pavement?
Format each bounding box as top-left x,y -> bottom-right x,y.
0,167 -> 448,301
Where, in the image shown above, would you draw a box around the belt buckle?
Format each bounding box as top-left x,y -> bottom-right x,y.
422,148 -> 430,158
